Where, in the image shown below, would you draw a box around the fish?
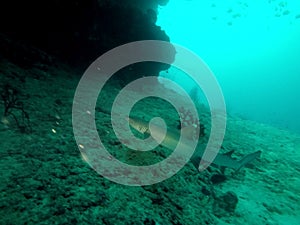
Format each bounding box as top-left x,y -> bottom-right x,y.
127,116 -> 261,173
191,147 -> 262,173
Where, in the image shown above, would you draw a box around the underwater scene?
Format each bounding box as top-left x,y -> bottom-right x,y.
0,0 -> 299,225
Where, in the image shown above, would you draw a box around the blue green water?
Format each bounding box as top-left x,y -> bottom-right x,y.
157,0 -> 300,133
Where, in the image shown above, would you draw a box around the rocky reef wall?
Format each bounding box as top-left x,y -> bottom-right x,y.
1,0 -> 173,82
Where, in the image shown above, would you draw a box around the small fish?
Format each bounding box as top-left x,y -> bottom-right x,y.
232,13 -> 241,18
282,10 -> 290,16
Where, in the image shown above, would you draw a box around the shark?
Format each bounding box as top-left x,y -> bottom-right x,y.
127,116 -> 261,173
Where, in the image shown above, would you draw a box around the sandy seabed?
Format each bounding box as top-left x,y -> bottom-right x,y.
0,60 -> 299,225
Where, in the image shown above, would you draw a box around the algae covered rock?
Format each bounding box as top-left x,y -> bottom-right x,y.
213,191 -> 239,217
